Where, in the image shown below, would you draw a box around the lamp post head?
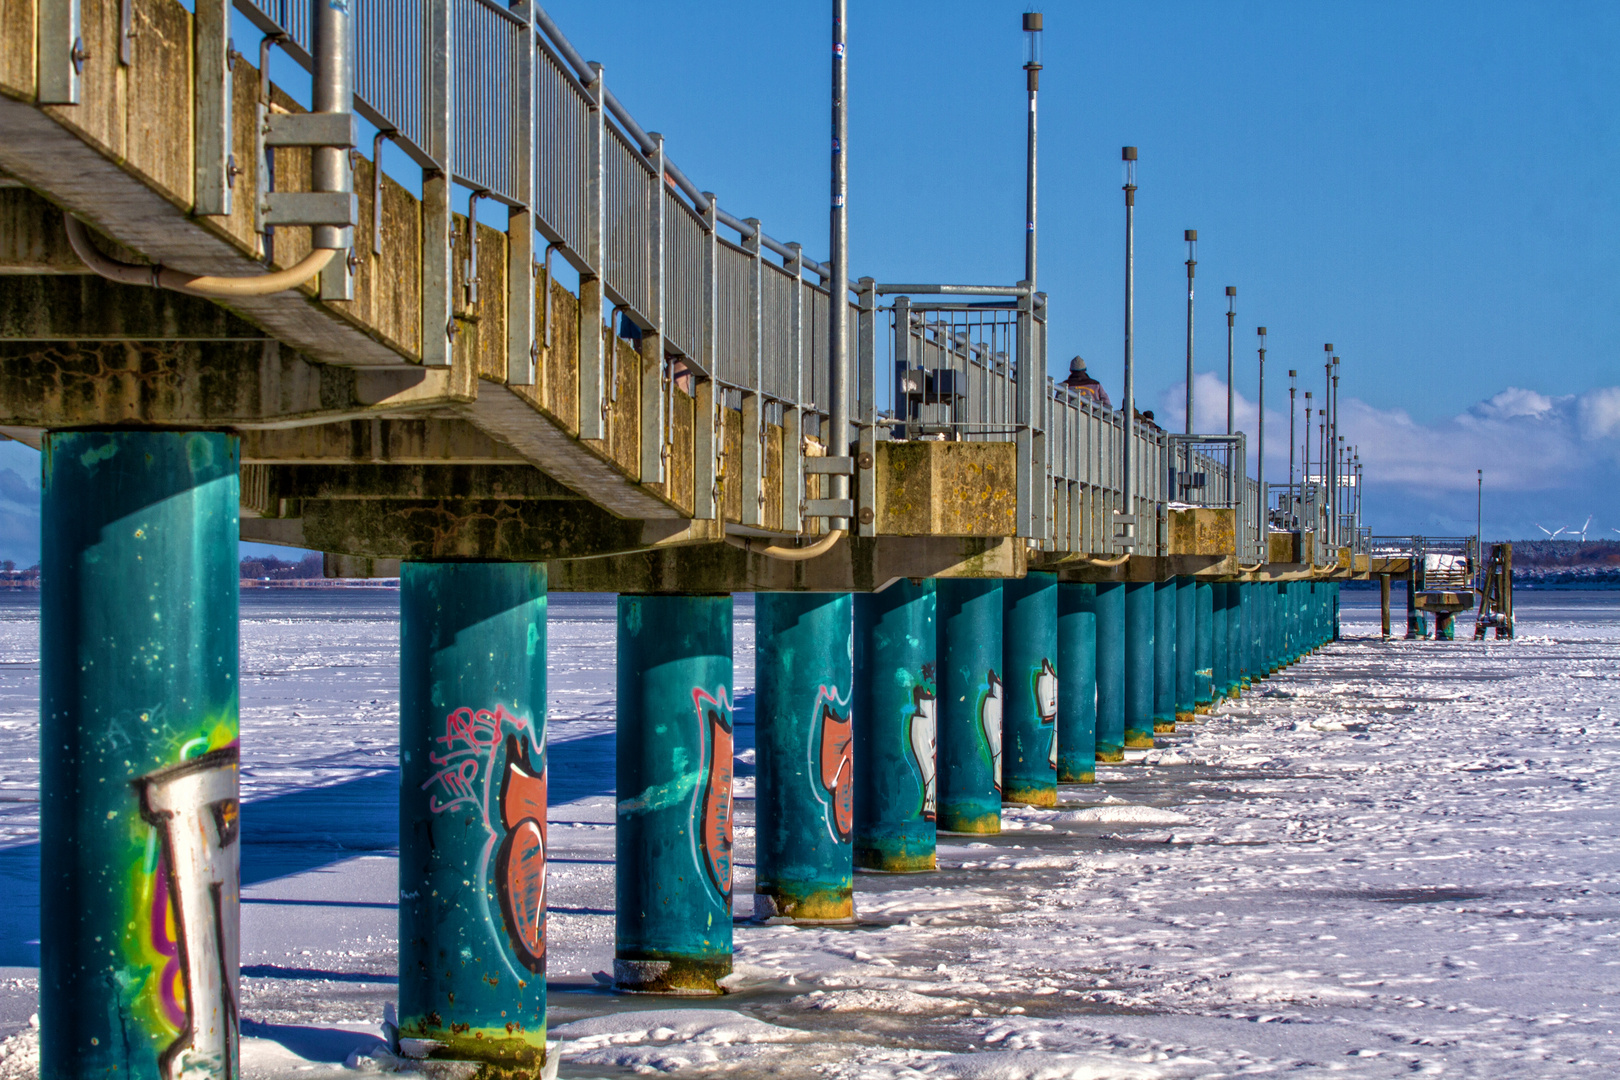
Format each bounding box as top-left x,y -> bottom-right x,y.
1023,12 -> 1043,88
1324,343 -> 1333,353
1121,146 -> 1136,192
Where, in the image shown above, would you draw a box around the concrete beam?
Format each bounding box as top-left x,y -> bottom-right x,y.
0,274 -> 264,339
257,463 -> 581,503
240,419 -> 531,465
0,189 -> 87,273
0,340 -> 467,428
546,535 -> 1025,593
298,498 -> 722,563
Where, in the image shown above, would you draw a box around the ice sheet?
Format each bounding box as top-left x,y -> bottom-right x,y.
0,589 -> 1616,1078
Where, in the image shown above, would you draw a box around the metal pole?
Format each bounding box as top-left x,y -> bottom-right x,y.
1302,390 -> 1312,528
1287,370 -> 1297,527
1225,287 -> 1236,434
1184,230 -> 1196,434
1256,327 -> 1267,542
1024,14 -> 1042,291
1331,358 -> 1341,549
312,0 -> 355,299
1322,345 -> 1333,546
829,0 -> 850,525
1121,147 -> 1137,530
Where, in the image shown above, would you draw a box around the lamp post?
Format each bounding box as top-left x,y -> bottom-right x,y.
1288,370 -> 1297,527
1184,230 -> 1196,434
1322,345 -> 1333,548
1023,13 -> 1041,290
828,0 -> 850,526
1256,327 -> 1267,539
1331,357 -> 1341,549
1225,287 -> 1237,434
1121,147 -> 1138,537
1303,390 -> 1312,526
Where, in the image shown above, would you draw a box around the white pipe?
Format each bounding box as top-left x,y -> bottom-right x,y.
64,214 -> 335,297
724,528 -> 846,562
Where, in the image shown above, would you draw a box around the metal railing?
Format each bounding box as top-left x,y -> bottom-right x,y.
229,0 -> 1298,561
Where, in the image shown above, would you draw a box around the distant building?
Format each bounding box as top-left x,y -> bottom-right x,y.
1062,356 -> 1111,408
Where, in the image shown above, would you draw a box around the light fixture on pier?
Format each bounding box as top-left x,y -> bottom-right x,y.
1257,326 -> 1268,534
1225,286 -> 1237,434
1288,369 -> 1298,523
1121,145 -> 1138,536
1184,230 -> 1197,434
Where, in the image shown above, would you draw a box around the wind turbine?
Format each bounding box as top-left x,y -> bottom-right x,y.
1536,524 -> 1566,539
1577,515 -> 1593,542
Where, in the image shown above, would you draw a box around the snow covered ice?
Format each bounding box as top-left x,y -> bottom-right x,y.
0,589 -> 1617,1077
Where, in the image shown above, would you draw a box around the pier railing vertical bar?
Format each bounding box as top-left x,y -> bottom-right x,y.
577,60 -> 606,441
420,0 -> 454,367
505,0 -> 536,386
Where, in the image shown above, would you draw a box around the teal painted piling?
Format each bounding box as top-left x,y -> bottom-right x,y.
1003,573 -> 1058,807
1175,577 -> 1196,722
1238,583 -> 1254,688
1194,580 -> 1214,712
41,431 -> 241,1080
852,579 -> 937,872
936,580 -> 1004,833
614,594 -> 734,993
1124,582 -> 1156,749
1153,580 -> 1176,733
754,592 -> 855,921
1056,583 -> 1098,783
1212,581 -> 1230,702
1094,583 -> 1126,763
400,562 -> 549,1070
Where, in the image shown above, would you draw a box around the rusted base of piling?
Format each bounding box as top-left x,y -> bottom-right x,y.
613,955 -> 732,995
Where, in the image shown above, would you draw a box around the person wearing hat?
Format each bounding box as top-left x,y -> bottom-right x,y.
1062,356 -> 1111,408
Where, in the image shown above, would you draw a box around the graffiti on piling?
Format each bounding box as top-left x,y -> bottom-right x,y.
136,745 -> 240,1080
813,685 -> 854,844
422,704 -> 548,974
693,687 -> 734,902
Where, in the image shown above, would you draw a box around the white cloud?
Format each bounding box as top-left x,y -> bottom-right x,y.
1160,377 -> 1620,538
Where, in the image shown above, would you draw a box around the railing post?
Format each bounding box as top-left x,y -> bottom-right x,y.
579,63 -> 607,440
1033,294 -> 1050,545
692,193 -> 720,520
639,134 -> 667,481
507,3 -> 538,386
194,0 -> 234,217
782,244 -> 805,533
1015,282 -> 1034,537
37,0 -> 82,105
891,294 -> 911,429
313,0 -> 355,301
421,0 -> 454,367
740,220 -> 764,527
856,277 -> 877,537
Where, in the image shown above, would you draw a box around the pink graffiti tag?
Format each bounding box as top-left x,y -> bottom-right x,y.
422,705 -> 514,814
419,704 -> 547,975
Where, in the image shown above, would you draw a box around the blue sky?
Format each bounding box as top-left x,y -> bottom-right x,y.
3,1 -> 1617,561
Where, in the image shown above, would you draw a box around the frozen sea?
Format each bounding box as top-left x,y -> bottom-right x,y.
0,586 -> 1617,1078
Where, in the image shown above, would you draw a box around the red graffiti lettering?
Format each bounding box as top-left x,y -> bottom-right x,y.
817,688 -> 853,842
694,687 -> 733,901
496,734 -> 547,972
